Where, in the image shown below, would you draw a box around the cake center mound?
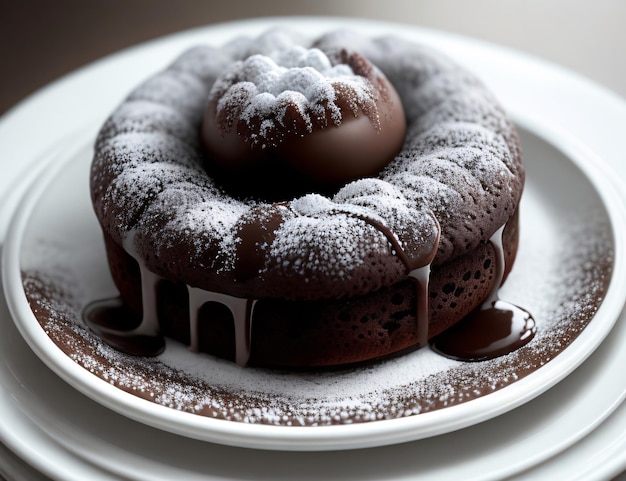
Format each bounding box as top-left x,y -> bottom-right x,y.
201,45 -> 406,200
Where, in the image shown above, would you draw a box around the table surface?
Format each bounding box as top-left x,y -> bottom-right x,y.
1,2 -> 625,480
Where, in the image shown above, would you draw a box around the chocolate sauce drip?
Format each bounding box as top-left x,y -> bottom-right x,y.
233,205 -> 286,282
343,211 -> 439,271
188,287 -> 257,366
430,225 -> 536,361
83,231 -> 261,365
338,210 -> 440,348
430,299 -> 535,361
83,231 -> 166,358
84,211 -> 531,366
408,265 -> 431,347
83,297 -> 165,357
300,207 -> 439,349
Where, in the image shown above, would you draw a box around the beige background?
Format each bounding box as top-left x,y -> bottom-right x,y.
1,0 -> 625,117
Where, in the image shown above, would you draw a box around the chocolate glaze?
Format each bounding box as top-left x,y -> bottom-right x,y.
84,209 -> 533,367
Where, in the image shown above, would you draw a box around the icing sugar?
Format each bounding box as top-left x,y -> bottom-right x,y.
91,28 -> 524,300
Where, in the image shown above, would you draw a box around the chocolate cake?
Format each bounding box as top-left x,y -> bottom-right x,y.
89,28 -> 530,368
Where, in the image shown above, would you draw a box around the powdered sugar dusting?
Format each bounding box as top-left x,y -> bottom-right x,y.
210,46 -> 379,145
91,28 -> 524,300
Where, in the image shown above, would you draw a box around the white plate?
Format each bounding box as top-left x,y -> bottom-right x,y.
4,113 -> 626,454
1,16 -> 626,480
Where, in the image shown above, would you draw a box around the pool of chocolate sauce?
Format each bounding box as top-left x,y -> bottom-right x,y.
430,300 -> 535,361
83,297 -> 166,357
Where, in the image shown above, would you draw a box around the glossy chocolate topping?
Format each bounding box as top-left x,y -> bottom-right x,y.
201,47 -> 406,189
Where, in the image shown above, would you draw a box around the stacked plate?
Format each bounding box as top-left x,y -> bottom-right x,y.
1,18 -> 626,481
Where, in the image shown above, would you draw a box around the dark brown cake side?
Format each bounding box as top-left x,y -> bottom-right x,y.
100,208 -> 518,368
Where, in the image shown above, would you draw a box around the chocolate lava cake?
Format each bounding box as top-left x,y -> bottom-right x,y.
89,28 -> 527,368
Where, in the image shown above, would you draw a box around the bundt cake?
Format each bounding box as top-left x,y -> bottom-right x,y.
88,28 -> 532,368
